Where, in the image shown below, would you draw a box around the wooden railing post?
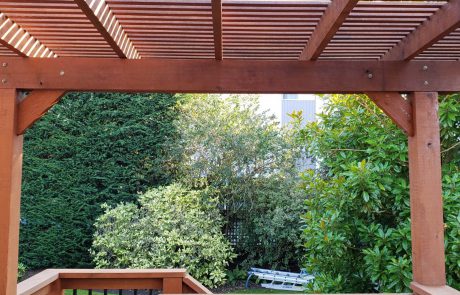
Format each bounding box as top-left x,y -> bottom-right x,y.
163,278 -> 183,294
408,92 -> 447,293
0,89 -> 23,295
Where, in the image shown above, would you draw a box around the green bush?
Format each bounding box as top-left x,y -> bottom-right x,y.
169,94 -> 304,269
298,94 -> 460,293
91,184 -> 235,288
18,263 -> 26,280
20,92 -> 180,268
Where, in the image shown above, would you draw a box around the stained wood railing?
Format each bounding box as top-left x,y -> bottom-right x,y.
17,269 -> 212,295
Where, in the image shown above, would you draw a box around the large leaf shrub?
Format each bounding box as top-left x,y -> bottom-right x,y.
20,92 -> 180,268
298,94 -> 459,293
91,184 -> 235,288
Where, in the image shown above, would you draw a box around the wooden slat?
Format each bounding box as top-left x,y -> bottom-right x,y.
17,90 -> 66,134
0,89 -> 22,295
382,0 -> 460,60
408,92 -> 446,287
366,92 -> 413,136
1,58 -> 460,92
299,0 -> 358,60
212,0 -> 223,60
0,13 -> 55,57
73,0 -> 139,58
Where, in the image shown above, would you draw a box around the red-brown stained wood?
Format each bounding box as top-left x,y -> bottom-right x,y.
0,14 -> 55,57
411,282 -> 460,295
212,0 -> 223,60
2,58 -> 460,93
408,92 -> 446,287
382,0 -> 460,60
162,277 -> 183,294
183,275 -> 212,294
73,0 -> 139,59
299,0 -> 358,60
0,89 -> 23,295
17,90 -> 66,134
366,92 -> 413,136
61,278 -> 163,290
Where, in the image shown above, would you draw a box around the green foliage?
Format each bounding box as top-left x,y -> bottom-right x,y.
91,184 -> 235,288
20,92 -> 180,269
226,267 -> 248,285
299,94 -> 460,293
169,94 -> 304,269
17,263 -> 26,280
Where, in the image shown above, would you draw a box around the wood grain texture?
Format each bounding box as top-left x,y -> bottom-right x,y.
0,13 -> 55,57
183,274 -> 212,294
0,89 -> 23,295
382,0 -> 460,60
17,90 -> 66,134
1,58 -> 460,93
211,0 -> 223,60
74,0 -> 139,59
366,92 -> 413,136
408,92 -> 446,287
299,0 -> 358,60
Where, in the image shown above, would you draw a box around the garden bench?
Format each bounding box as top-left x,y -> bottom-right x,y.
245,267 -> 314,291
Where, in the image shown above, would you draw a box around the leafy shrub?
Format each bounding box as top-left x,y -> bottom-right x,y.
298,94 -> 460,293
168,94 -> 304,269
18,263 -> 26,280
20,92 -> 181,268
91,184 -> 235,288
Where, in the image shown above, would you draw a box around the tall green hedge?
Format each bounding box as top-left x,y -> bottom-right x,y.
20,92 -> 180,268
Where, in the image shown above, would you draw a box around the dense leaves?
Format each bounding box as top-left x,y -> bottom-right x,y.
20,92 -> 180,268
298,94 -> 460,293
169,94 -> 305,269
92,184 -> 235,288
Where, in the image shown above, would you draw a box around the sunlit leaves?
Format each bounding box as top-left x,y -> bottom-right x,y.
299,94 -> 460,292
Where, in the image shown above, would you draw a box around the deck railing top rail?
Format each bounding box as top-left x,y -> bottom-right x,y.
17,269 -> 212,295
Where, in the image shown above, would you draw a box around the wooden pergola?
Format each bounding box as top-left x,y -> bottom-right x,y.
0,0 -> 459,294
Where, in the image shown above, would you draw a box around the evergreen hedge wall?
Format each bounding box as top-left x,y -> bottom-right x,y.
20,92 -> 180,268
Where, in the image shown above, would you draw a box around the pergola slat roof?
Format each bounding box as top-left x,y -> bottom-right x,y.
0,0 -> 458,61
1,2 -> 460,295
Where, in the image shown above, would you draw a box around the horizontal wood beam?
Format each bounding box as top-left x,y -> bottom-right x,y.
1,58 -> 460,93
299,0 -> 358,60
17,90 -> 66,135
74,0 -> 139,59
0,13 -> 55,58
382,0 -> 460,60
366,92 -> 413,136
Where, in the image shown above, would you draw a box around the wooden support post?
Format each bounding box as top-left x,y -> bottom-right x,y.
162,277 -> 183,294
0,89 -> 23,295
408,92 -> 446,293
